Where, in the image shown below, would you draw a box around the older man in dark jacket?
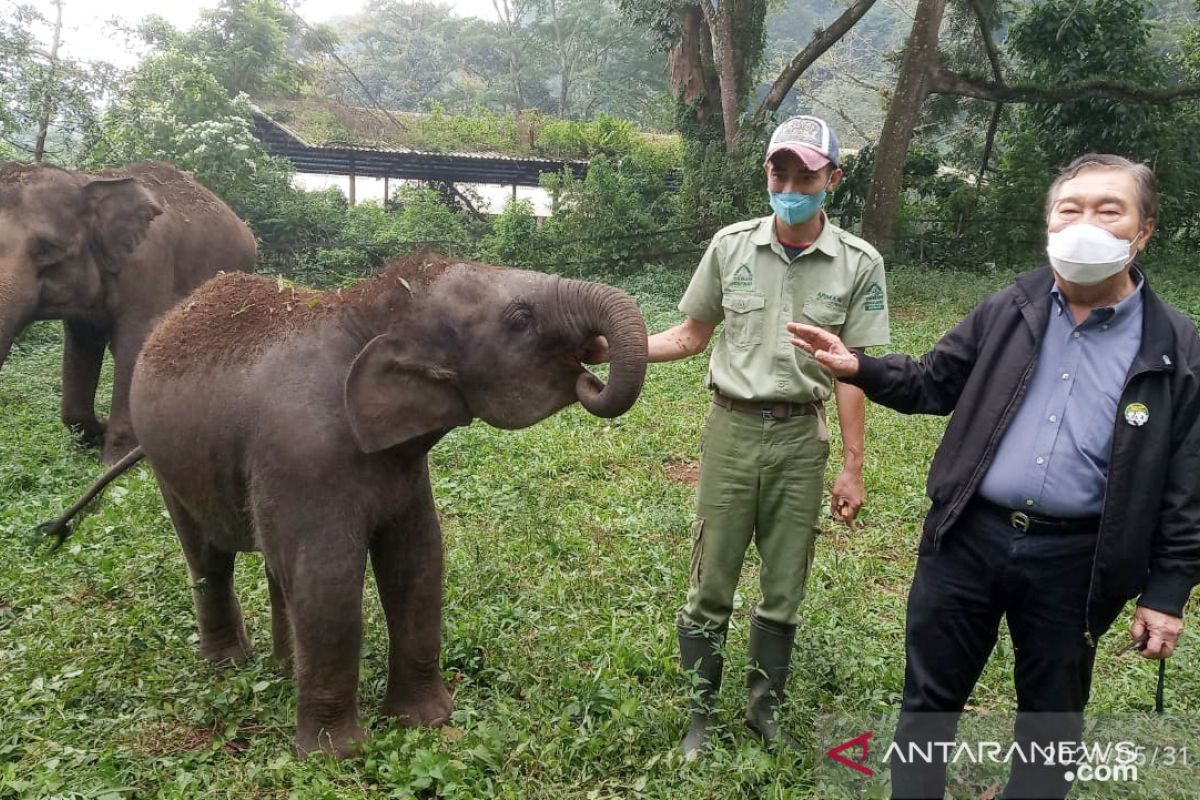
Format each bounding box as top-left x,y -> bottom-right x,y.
790,154 -> 1200,799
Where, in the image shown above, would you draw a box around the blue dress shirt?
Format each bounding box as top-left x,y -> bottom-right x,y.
978,276 -> 1144,518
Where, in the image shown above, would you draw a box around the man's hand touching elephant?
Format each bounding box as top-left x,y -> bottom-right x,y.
582,336 -> 609,364
787,323 -> 860,377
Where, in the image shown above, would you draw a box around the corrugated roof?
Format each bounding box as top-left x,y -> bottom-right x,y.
250,110 -> 589,186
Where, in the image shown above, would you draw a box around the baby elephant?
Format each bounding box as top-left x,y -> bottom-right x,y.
43,254 -> 647,757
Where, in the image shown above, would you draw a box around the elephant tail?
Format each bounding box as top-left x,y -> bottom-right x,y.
35,447 -> 146,551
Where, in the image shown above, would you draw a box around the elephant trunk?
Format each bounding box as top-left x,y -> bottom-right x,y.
0,273 -> 32,376
560,279 -> 648,418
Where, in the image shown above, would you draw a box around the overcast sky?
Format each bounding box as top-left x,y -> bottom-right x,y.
13,0 -> 502,67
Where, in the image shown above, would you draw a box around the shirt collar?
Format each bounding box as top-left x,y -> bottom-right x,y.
750,212 -> 840,258
1050,269 -> 1145,324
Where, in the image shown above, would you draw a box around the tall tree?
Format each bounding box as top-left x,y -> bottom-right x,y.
621,0 -> 888,150
493,0 -> 540,110
0,2 -> 110,165
191,0 -> 315,96
858,0 -> 1200,251
315,0 -> 464,108
32,0 -> 62,162
860,0 -> 946,247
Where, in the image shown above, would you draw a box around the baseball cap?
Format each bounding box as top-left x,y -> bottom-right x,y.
764,115 -> 839,170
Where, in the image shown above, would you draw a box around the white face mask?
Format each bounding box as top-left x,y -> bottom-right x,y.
1046,223 -> 1140,286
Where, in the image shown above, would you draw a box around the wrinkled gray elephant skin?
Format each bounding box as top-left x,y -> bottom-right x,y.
121,254 -> 648,757
0,161 -> 256,463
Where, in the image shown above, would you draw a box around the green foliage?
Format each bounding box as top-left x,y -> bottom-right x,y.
480,199 -> 542,268
1009,0 -> 1169,161
260,100 -> 679,162
319,0 -> 671,125
241,185 -> 350,252
191,0 -> 315,96
535,114 -> 637,158
539,146 -> 691,273
674,132 -> 770,230
3,264 -> 1198,797
0,3 -> 114,166
87,49 -> 294,211
391,186 -> 472,246
263,187 -> 474,286
994,0 -> 1200,246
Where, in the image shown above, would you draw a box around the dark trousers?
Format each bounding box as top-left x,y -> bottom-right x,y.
889,500 -> 1125,800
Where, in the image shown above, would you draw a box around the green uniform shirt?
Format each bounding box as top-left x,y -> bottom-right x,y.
679,213 -> 891,404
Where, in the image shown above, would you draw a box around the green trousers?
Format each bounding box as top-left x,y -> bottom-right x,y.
678,401 -> 829,630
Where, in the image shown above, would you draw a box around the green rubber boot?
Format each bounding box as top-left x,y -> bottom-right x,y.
678,622 -> 727,756
746,611 -> 801,750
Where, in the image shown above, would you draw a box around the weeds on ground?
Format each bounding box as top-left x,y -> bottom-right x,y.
0,260 -> 1196,798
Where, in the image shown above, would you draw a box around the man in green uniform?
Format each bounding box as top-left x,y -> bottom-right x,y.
594,115 -> 891,754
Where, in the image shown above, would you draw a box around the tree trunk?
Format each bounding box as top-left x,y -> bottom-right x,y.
709,3 -> 742,150
668,4 -> 722,129
861,0 -> 947,252
34,0 -> 64,163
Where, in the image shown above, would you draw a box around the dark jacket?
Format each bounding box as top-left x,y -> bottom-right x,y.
846,267 -> 1200,637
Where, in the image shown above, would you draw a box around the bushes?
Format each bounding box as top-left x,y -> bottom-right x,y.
252,186 -> 476,286
538,145 -> 695,274
480,200 -> 541,268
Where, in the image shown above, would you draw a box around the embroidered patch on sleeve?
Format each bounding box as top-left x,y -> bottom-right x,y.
862,282 -> 885,311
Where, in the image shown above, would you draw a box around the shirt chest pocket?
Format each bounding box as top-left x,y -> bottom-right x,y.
722,292 -> 767,347
800,300 -> 847,334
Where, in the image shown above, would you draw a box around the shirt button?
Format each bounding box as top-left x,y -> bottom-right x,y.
1025,499 -> 1035,507
1049,415 -> 1058,423
1036,456 -> 1045,465
1073,332 -> 1082,339
1061,373 -> 1070,380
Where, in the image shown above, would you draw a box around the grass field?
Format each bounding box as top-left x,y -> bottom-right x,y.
1,259 -> 1198,799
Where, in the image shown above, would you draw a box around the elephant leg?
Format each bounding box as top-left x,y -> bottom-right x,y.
266,565 -> 293,668
101,321 -> 146,464
268,511 -> 369,759
372,470 -> 453,727
161,487 -> 252,663
60,319 -> 108,445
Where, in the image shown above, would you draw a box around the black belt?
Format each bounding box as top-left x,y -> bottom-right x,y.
712,392 -> 819,420
972,496 -> 1100,535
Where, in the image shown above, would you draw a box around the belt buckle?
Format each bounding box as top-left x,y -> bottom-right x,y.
762,403 -> 789,420
1010,511 -> 1031,532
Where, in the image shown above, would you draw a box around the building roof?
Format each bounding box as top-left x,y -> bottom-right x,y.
250,103 -> 589,187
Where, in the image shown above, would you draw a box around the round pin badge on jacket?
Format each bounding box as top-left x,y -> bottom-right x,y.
1125,402 -> 1149,426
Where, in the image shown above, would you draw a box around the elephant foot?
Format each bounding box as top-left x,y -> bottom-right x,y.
271,648 -> 294,675
199,631 -> 252,664
294,720 -> 367,759
65,416 -> 106,448
101,428 -> 139,466
381,683 -> 454,727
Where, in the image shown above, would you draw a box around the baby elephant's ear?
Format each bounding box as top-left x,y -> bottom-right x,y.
344,334 -> 472,453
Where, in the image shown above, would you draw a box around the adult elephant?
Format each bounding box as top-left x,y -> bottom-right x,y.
0,160 -> 257,464
40,254 -> 647,758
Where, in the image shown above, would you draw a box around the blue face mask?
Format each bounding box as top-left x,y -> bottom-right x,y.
769,186 -> 827,226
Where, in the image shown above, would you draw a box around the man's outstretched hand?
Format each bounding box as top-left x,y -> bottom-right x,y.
787,323 -> 860,377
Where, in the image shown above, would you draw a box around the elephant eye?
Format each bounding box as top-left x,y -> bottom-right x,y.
504,303 -> 534,332
30,237 -> 67,267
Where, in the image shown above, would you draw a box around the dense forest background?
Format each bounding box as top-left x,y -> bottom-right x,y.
2,0 -> 1199,273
